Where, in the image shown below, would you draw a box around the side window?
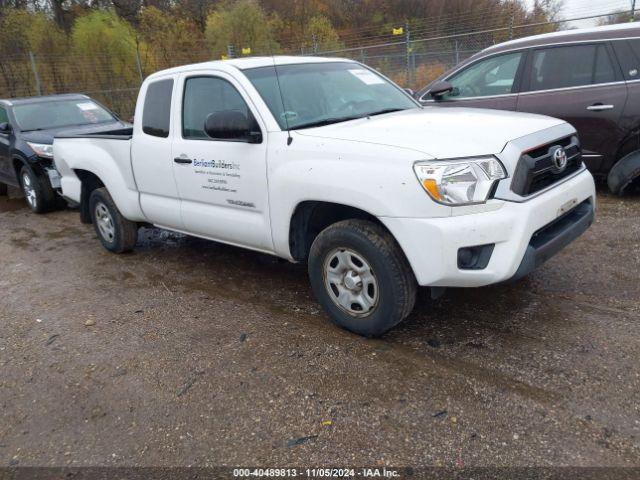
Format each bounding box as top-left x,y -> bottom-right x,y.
182,76 -> 252,140
442,51 -> 523,99
613,39 -> 640,80
529,44 -> 616,91
142,79 -> 173,138
0,107 -> 8,124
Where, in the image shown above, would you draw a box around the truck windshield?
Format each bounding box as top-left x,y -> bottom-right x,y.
244,62 -> 418,130
13,99 -> 116,131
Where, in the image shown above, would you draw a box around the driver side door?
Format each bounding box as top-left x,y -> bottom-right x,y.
171,71 -> 273,252
419,50 -> 527,111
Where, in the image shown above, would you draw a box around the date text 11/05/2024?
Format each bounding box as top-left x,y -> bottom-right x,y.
233,468 -> 402,478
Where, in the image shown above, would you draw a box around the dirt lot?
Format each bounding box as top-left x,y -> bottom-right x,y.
0,188 -> 639,469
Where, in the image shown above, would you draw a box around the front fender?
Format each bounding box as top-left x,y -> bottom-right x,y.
267,134 -> 450,257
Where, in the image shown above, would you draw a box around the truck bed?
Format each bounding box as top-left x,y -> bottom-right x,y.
53,130 -> 146,222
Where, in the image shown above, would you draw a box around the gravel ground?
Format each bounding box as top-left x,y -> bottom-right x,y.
0,188 -> 639,470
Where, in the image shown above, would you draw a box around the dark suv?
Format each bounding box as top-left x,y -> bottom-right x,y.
0,94 -> 128,212
416,22 -> 640,194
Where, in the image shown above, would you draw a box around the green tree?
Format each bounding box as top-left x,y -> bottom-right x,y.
70,10 -> 139,90
26,11 -> 69,93
0,9 -> 37,95
306,15 -> 342,52
139,6 -> 206,70
205,0 -> 280,58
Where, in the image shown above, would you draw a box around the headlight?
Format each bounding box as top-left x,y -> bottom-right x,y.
26,142 -> 53,159
413,157 -> 507,206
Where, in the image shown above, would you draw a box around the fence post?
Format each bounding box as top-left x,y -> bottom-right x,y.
29,51 -> 42,96
360,48 -> 366,64
455,39 -> 459,65
405,21 -> 411,86
135,49 -> 144,83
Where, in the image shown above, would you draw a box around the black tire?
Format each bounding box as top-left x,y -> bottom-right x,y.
608,151 -> 640,195
0,182 -> 7,196
19,164 -> 57,213
88,187 -> 138,253
308,219 -> 417,337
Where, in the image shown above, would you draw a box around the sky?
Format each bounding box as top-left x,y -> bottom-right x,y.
523,0 -> 633,28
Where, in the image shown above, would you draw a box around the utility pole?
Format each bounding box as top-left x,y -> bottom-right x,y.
632,0 -> 637,22
29,51 -> 42,96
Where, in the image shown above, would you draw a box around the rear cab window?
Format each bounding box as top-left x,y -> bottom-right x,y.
142,78 -> 174,138
525,43 -> 619,91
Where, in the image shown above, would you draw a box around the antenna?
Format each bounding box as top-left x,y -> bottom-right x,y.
271,55 -> 293,146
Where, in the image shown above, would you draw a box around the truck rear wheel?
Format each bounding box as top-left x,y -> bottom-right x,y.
89,187 -> 138,253
0,182 -> 6,196
308,219 -> 417,337
20,165 -> 57,213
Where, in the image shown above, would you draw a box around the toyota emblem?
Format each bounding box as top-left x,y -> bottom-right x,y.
552,147 -> 568,172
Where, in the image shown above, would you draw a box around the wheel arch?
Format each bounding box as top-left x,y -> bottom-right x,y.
74,169 -> 105,224
288,200 -> 390,262
11,155 -> 29,189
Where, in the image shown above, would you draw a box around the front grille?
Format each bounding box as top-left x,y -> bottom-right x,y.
511,135 -> 582,196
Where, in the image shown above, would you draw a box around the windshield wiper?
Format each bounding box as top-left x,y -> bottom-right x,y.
293,115 -> 364,130
365,108 -> 405,117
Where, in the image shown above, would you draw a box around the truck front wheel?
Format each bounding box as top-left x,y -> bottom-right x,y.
89,187 -> 138,253
308,219 -> 417,337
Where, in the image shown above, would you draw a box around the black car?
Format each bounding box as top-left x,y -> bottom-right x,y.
0,94 -> 128,213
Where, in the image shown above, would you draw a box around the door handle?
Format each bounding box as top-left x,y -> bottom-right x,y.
587,104 -> 614,111
174,157 -> 192,164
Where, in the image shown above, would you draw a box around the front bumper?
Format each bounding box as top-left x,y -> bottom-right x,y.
380,169 -> 595,287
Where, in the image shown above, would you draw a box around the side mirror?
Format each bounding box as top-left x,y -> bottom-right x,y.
0,122 -> 11,134
204,110 -> 262,143
404,87 -> 415,97
429,80 -> 454,99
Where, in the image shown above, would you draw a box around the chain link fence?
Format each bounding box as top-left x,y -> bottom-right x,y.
0,7 -> 633,118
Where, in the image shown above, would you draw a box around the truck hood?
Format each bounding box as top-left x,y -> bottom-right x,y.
294,107 -> 566,159
20,120 -> 128,145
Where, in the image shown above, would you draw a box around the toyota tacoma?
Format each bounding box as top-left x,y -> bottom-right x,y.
52,57 -> 596,336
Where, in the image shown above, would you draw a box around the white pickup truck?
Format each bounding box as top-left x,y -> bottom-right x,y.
53,56 -> 595,336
